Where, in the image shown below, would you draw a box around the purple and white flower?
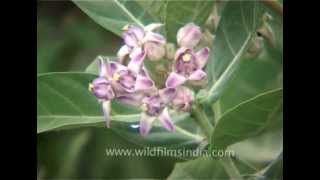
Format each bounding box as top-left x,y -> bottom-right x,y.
166,23 -> 210,88
89,60 -> 115,128
139,88 -> 177,136
89,23 -> 211,136
166,47 -> 210,88
117,23 -> 166,65
171,86 -> 194,112
177,23 -> 202,48
101,58 -> 155,94
89,58 -> 155,127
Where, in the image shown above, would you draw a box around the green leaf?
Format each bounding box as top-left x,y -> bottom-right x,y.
219,46 -> 283,113
112,115 -> 202,152
72,0 -> 156,36
168,156 -> 256,179
211,89 -> 283,150
229,127 -> 282,168
37,72 -> 140,133
73,0 -> 213,42
137,0 -> 214,42
204,1 -> 264,104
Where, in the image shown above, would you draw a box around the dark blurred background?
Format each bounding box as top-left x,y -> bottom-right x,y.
37,1 -> 121,73
37,1 -> 179,179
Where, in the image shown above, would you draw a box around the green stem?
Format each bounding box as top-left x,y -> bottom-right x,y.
175,126 -> 204,141
219,156 -> 243,180
192,105 -> 213,138
212,100 -> 222,124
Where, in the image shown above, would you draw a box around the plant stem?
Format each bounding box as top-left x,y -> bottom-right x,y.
212,100 -> 222,124
192,105 -> 213,138
219,156 -> 243,180
175,126 -> 204,141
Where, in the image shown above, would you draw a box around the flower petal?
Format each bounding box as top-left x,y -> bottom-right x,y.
128,26 -> 145,41
144,23 -> 163,32
112,62 -> 128,72
102,101 -> 111,128
143,32 -> 166,44
188,69 -> 207,81
107,62 -> 118,78
159,88 -> 176,104
117,45 -> 131,64
128,47 -> 146,74
123,31 -> 138,47
177,23 -> 202,48
91,77 -> 114,100
158,108 -> 175,132
139,113 -> 156,136
195,47 -> 210,69
98,57 -> 107,77
165,72 -> 187,88
134,74 -> 155,91
172,86 -> 194,112
116,92 -> 143,107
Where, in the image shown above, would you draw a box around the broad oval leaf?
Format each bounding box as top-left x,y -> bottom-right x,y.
73,0 -> 214,43
204,1 -> 264,103
37,72 -> 140,133
72,0 -> 154,36
211,89 -> 283,150
219,44 -> 283,113
168,156 -> 256,179
137,0 -> 214,42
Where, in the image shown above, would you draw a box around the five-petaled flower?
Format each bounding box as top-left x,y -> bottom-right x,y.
139,88 -> 176,136
166,23 -> 210,88
89,57 -> 155,128
171,86 -> 195,112
117,23 -> 166,71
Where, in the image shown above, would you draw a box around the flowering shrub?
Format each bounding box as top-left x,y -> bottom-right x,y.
90,23 -> 210,136
38,1 -> 283,179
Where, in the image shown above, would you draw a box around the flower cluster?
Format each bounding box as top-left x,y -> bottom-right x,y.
89,23 -> 210,136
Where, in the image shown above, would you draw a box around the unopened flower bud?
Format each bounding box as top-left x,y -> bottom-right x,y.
144,42 -> 165,61
177,23 -> 202,48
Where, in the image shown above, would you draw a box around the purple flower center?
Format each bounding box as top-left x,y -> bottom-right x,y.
143,95 -> 164,116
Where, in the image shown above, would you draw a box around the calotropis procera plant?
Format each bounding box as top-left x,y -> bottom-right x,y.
89,23 -> 209,136
38,1 -> 283,179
